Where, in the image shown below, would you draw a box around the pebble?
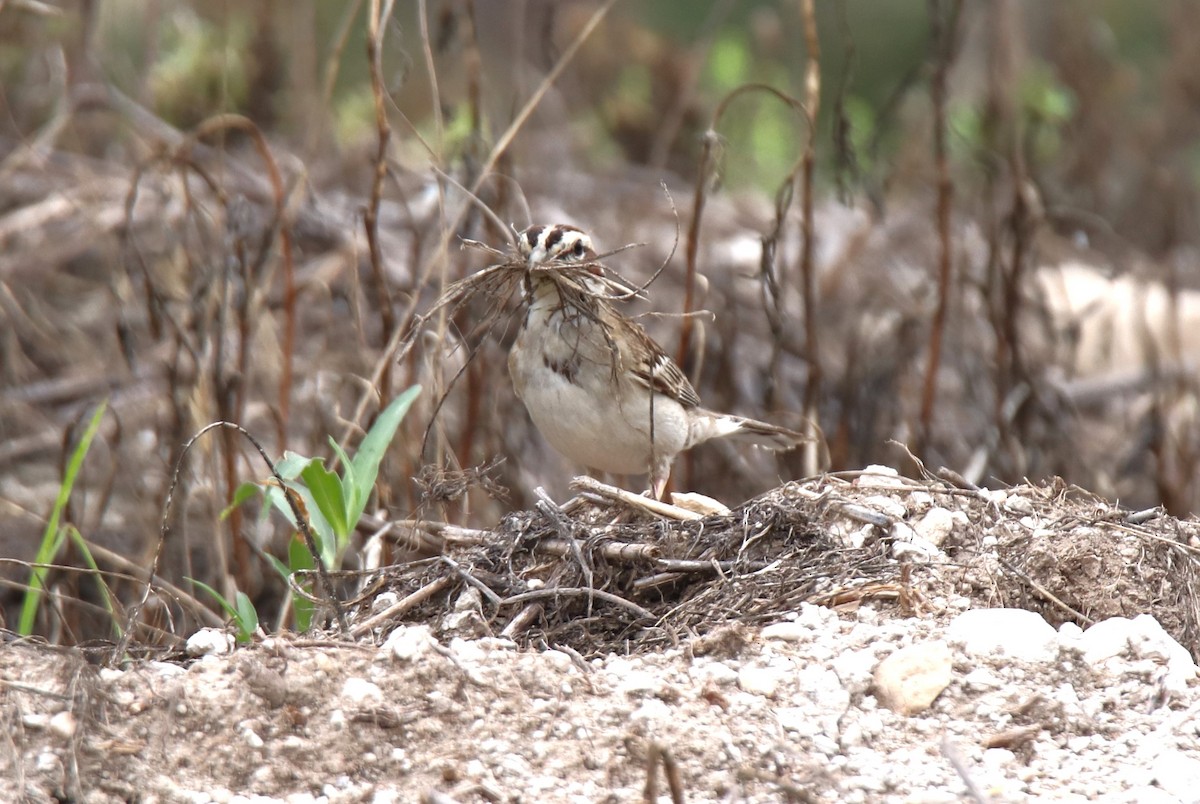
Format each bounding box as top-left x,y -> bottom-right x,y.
1080,614 -> 1197,693
761,621 -> 809,642
185,628 -> 235,657
340,678 -> 383,705
947,608 -> 1059,663
873,641 -> 953,715
383,624 -> 435,662
913,506 -> 957,546
1151,749 -> 1200,800
48,711 -> 76,739
737,665 -> 781,698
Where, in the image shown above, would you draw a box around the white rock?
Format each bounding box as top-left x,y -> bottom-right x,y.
796,602 -> 839,629
48,711 -> 76,739
761,621 -> 809,642
1004,495 -> 1035,515
873,641 -> 953,715
1151,749 -> 1200,800
35,751 -> 61,773
961,668 -> 1002,690
1080,615 -> 1196,694
371,591 -> 399,612
185,628 -> 235,657
856,465 -> 904,487
891,529 -> 943,563
832,647 -> 879,695
947,608 -> 1059,663
341,678 -> 383,705
615,669 -> 659,695
384,624 -> 435,662
241,725 -> 264,749
450,637 -> 486,663
629,698 -> 673,723
737,665 -> 782,698
863,495 -> 908,519
913,507 -> 957,547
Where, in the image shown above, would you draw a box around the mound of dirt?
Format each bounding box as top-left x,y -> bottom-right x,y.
4,470 -> 1200,802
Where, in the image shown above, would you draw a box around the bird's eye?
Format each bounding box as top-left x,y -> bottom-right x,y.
572,240 -> 586,258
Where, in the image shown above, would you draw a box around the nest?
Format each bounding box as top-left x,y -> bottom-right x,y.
339,472 -> 1200,659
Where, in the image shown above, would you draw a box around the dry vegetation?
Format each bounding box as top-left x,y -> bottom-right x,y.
1,1 -> 1199,664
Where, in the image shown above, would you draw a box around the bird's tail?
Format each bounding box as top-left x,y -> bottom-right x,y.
692,410 -> 810,451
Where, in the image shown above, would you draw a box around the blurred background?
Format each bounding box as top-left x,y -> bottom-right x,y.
2,0 -> 1199,643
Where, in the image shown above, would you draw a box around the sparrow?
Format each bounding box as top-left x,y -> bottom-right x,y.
507,223 -> 806,499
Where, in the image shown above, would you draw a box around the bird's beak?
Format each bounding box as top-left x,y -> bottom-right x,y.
525,245 -> 548,269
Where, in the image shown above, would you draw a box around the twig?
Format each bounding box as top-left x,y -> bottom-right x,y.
942,734 -> 992,803
500,603 -> 543,639
997,558 -> 1095,625
798,0 -> 823,475
536,539 -> 661,563
644,741 -> 686,804
917,0 -> 963,457
570,476 -> 704,521
364,0 -> 398,395
498,587 -> 653,621
534,487 -> 594,606
350,575 -> 454,637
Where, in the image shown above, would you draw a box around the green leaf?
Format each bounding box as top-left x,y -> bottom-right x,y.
346,385 -> 421,525
265,482 -> 335,569
300,457 -> 349,541
220,482 -> 262,520
328,437 -> 358,528
234,592 -> 258,642
288,535 -> 316,631
274,451 -> 312,481
19,400 -> 107,636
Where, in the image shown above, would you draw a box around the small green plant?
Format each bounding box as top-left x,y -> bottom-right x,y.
188,579 -> 259,644
19,401 -> 108,636
232,384 -> 421,630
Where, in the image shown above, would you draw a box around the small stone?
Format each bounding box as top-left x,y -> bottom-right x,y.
947,608 -> 1058,663
341,678 -> 383,705
185,628 -> 235,657
1081,615 -> 1196,694
862,495 -> 908,519
453,586 -> 482,612
913,507 -> 957,547
35,751 -> 61,773
371,592 -> 399,612
241,725 -> 264,749
873,641 -> 953,715
761,621 -> 808,642
48,711 -> 76,739
738,665 -> 782,698
832,647 -> 878,695
855,465 -> 904,487
384,624 -> 435,662
1004,495 -> 1035,515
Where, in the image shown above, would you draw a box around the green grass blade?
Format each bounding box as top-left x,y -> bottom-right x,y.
67,526 -> 122,639
188,577 -> 240,621
18,400 -> 107,636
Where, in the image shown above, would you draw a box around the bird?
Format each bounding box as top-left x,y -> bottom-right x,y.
506,223 -> 807,499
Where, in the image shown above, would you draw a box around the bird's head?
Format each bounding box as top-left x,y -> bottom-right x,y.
517,224 -> 597,270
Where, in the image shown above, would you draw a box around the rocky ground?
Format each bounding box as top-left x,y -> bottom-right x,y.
4,470 -> 1200,803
